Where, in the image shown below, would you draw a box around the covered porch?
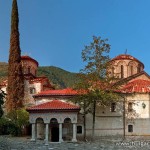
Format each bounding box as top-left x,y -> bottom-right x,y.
27,100 -> 80,144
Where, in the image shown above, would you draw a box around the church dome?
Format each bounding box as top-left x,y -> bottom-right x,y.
109,54 -> 144,79
111,54 -> 144,68
21,55 -> 39,78
21,55 -> 39,66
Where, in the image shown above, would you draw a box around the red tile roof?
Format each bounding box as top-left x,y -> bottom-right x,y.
111,54 -> 144,68
21,55 -> 39,66
30,77 -> 48,83
119,79 -> 150,93
34,88 -> 78,97
0,80 -> 7,86
27,100 -> 80,111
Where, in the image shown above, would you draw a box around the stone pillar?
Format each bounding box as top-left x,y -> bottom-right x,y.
72,123 -> 77,142
59,123 -> 63,142
45,123 -> 49,145
31,123 -> 36,141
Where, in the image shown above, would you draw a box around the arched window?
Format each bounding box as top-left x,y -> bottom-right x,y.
137,64 -> 141,73
128,125 -> 133,132
28,67 -> 31,74
121,65 -> 124,78
130,66 -> 133,76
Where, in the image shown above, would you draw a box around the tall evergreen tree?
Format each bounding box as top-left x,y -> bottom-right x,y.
6,0 -> 24,112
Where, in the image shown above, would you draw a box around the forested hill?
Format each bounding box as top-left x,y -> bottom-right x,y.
37,66 -> 80,88
0,62 -> 80,88
0,62 -> 8,81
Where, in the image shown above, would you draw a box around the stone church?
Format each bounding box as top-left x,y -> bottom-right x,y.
1,53 -> 150,143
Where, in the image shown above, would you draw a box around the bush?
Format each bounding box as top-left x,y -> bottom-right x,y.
7,122 -> 21,136
0,108 -> 30,136
0,117 -> 12,135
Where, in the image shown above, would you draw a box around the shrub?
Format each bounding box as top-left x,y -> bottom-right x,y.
6,108 -> 29,136
0,117 -> 12,135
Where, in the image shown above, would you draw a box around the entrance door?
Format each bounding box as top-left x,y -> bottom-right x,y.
50,118 -> 59,142
51,127 -> 59,142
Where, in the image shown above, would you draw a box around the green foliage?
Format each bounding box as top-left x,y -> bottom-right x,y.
0,117 -> 20,136
81,36 -> 110,77
0,90 -> 6,118
37,66 -> 80,88
0,62 -> 8,80
0,63 -> 80,89
77,36 -> 120,104
73,36 -> 120,140
6,109 -> 29,136
0,117 -> 10,135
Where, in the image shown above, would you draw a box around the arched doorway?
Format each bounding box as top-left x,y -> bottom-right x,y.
36,118 -> 45,140
50,118 -> 59,142
63,118 -> 73,141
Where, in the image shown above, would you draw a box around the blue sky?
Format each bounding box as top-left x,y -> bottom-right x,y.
0,0 -> 150,73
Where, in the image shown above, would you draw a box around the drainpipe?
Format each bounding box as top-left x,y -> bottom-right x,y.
149,93 -> 150,119
120,93 -> 126,140
123,95 -> 126,140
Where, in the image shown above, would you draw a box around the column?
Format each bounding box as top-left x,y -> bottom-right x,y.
45,123 -> 49,145
31,123 -> 36,141
59,123 -> 63,142
72,123 -> 77,142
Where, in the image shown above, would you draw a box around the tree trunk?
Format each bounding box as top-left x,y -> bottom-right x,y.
92,99 -> 96,141
83,100 -> 86,141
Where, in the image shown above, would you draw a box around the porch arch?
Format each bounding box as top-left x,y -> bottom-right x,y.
36,118 -> 45,140
62,118 -> 73,141
50,118 -> 59,142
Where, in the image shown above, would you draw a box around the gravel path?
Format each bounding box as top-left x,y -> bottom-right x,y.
1,136 -> 150,150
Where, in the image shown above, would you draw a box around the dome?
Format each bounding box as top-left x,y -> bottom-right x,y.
111,54 -> 144,68
21,55 -> 39,66
21,55 -> 39,78
109,54 -> 144,79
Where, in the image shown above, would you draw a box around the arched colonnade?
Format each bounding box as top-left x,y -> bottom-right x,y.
29,112 -> 78,144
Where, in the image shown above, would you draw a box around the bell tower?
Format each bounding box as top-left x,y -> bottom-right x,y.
21,55 -> 39,79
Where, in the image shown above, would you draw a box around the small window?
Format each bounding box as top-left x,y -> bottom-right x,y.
77,126 -> 82,134
128,125 -> 133,132
28,67 -> 31,74
111,102 -> 116,112
30,88 -> 36,94
137,64 -> 141,73
128,102 -> 133,112
121,65 -> 124,78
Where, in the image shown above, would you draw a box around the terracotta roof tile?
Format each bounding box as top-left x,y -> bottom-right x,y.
0,80 -> 7,86
34,88 -> 78,97
30,77 -> 47,83
119,79 -> 150,93
27,100 -> 80,111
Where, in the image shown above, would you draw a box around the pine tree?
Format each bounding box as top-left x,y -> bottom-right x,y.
6,0 -> 24,112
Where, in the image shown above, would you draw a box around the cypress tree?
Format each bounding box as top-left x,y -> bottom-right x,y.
6,0 -> 24,112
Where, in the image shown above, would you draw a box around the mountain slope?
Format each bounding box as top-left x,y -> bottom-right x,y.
0,62 -> 79,88
0,62 -> 8,81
